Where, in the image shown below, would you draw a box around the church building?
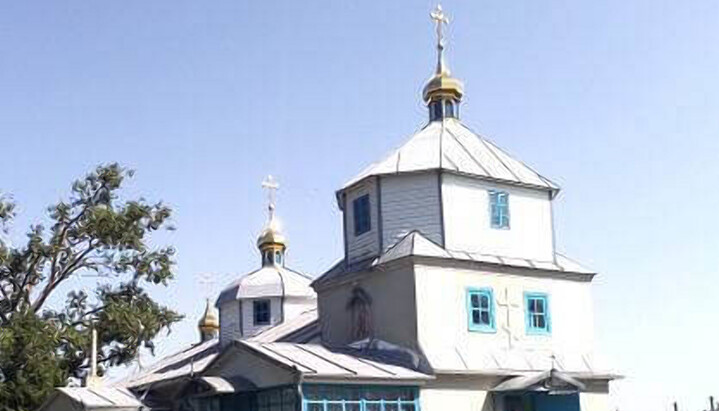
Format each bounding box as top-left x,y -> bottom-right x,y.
119,6 -> 618,411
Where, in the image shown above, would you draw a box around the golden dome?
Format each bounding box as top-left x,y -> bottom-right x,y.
256,214 -> 287,249
423,5 -> 464,104
198,298 -> 219,331
423,72 -> 464,103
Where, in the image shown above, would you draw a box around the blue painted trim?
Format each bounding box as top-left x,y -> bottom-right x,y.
524,292 -> 551,335
467,287 -> 496,333
489,190 -> 510,230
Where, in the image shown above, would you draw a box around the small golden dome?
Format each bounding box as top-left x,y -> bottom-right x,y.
256,214 -> 287,249
423,5 -> 464,105
198,298 -> 219,330
423,72 -> 464,103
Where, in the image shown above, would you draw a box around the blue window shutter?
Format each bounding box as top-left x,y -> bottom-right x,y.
467,288 -> 496,333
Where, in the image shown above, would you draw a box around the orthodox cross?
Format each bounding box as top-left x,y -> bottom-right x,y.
496,287 -> 522,348
262,175 -> 279,219
430,4 -> 449,74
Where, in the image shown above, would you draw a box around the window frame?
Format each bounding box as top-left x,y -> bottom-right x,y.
467,287 -> 496,333
253,299 -> 271,326
524,292 -> 551,335
489,190 -> 510,229
352,194 -> 371,236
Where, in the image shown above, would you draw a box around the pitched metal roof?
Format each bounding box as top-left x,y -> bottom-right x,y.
313,231 -> 595,288
341,118 -> 559,194
120,339 -> 220,389
40,387 -> 144,410
248,308 -> 319,343
422,345 -> 619,380
217,265 -> 316,305
239,341 -> 433,382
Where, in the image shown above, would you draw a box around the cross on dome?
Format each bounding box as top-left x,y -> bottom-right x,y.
262,175 -> 279,220
430,4 -> 449,75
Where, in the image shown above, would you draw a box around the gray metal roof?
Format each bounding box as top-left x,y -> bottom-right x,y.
239,341 -> 433,382
341,118 -> 559,194
217,265 -> 316,306
313,231 -> 595,288
248,308 -> 319,343
40,387 -> 144,410
120,339 -> 220,389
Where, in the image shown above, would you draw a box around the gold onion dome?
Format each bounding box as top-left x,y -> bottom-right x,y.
256,211 -> 287,249
198,298 -> 219,331
423,5 -> 464,104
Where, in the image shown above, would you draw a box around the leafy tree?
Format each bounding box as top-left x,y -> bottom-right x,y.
0,164 -> 182,411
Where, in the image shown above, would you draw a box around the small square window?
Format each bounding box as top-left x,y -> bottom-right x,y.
253,299 -> 271,326
525,292 -> 551,335
489,190 -> 510,229
467,288 -> 495,333
353,194 -> 371,236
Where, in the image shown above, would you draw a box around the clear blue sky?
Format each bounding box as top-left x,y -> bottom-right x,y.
2,1 -> 719,410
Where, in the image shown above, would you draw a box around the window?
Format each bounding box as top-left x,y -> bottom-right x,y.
525,292 -> 551,335
489,190 -> 510,229
467,288 -> 495,332
444,100 -> 455,118
353,194 -> 371,236
302,384 -> 420,411
253,299 -> 271,326
274,250 -> 283,266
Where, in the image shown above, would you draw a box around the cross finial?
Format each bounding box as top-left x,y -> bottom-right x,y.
430,4 -> 450,75
261,175 -> 279,220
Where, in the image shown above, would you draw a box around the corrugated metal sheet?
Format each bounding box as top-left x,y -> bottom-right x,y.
342,119 -> 559,194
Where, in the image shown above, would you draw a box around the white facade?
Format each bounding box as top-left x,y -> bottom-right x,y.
441,174 -> 554,261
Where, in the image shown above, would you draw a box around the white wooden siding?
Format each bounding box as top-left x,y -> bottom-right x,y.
241,297 -> 283,337
345,180 -> 380,264
380,173 -> 443,250
442,173 -> 554,261
219,301 -> 241,345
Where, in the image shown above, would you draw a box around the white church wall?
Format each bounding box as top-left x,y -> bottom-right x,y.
344,179 -> 380,264
414,263 -> 595,367
241,297 -> 283,338
420,388 -> 493,411
317,262 -> 418,348
380,173 -> 443,251
580,393 -> 610,411
219,301 -> 241,345
442,174 -> 554,261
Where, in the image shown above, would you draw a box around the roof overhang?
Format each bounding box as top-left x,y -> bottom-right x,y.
491,369 -> 586,393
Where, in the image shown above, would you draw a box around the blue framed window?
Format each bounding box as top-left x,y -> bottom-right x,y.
302,384 -> 420,411
525,292 -> 551,335
353,194 -> 371,236
253,299 -> 271,326
467,288 -> 496,332
489,190 -> 510,229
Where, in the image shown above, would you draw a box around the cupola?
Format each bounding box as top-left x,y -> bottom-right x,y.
257,175 -> 287,267
198,298 -> 219,342
423,5 -> 464,122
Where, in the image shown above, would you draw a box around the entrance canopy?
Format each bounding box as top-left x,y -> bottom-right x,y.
492,369 -> 586,394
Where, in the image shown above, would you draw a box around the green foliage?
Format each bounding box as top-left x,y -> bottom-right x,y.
0,164 -> 182,411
